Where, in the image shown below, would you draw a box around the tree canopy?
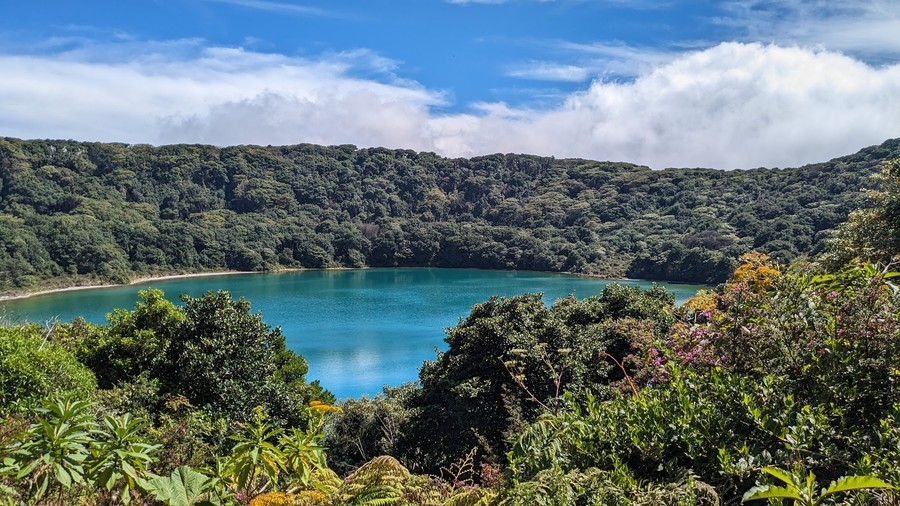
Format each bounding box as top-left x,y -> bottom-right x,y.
3,159 -> 900,503
2,137 -> 896,292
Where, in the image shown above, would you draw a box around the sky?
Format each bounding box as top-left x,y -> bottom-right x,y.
1,1 -> 899,169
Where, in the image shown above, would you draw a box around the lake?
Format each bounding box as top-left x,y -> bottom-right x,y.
0,268 -> 707,398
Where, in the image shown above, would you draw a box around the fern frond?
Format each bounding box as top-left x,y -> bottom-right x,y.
345,456 -> 410,488
349,483 -> 402,506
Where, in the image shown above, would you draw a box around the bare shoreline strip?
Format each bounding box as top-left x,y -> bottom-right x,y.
0,267 -> 654,303
0,271 -> 256,302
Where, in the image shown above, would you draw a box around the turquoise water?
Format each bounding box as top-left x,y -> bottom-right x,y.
0,268 -> 707,398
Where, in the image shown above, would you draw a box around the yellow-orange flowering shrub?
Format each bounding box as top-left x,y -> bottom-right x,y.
249,490 -> 329,506
732,251 -> 781,291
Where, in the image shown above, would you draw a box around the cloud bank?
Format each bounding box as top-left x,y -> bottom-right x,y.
1,41 -> 899,169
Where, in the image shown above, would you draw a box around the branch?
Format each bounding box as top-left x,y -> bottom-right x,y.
603,352 -> 638,396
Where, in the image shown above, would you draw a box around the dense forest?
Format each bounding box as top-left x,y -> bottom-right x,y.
0,155 -> 899,504
6,256 -> 898,504
2,136 -> 898,293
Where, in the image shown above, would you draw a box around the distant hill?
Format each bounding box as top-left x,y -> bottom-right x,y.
1,137 -> 898,293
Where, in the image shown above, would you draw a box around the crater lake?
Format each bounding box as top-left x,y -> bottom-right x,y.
0,268 -> 707,398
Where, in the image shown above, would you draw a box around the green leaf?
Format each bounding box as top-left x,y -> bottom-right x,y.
16,459 -> 40,479
121,459 -> 138,479
55,465 -> 72,488
742,485 -> 805,503
100,468 -> 117,490
822,475 -> 895,497
143,466 -> 213,506
760,466 -> 800,489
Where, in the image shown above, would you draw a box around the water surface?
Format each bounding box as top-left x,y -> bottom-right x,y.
1,268 -> 707,398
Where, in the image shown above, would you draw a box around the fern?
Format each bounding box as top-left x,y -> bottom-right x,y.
249,489 -> 331,505
445,487 -> 497,506
501,465 -> 719,506
348,484 -> 402,506
401,475 -> 453,506
334,456 -> 412,505
345,456 -> 411,488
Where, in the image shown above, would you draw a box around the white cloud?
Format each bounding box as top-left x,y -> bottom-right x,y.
721,0 -> 900,58
202,0 -> 328,16
455,43 -> 900,168
1,42 -> 899,169
507,42 -> 680,81
506,62 -> 593,82
0,44 -> 442,150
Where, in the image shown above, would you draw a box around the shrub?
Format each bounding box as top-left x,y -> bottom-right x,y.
0,325 -> 96,412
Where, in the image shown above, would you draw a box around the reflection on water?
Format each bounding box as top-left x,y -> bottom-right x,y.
1,268 -> 708,398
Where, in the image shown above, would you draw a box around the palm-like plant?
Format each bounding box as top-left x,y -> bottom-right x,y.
280,401 -> 339,493
6,397 -> 95,503
279,427 -> 327,492
222,407 -> 284,502
89,413 -> 161,504
742,467 -> 894,505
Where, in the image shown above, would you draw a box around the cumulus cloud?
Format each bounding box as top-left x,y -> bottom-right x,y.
1,42 -> 899,169
0,45 -> 443,150
451,43 -> 900,168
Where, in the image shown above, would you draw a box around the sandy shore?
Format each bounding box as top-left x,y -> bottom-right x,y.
0,266 -> 674,303
0,271 -> 255,302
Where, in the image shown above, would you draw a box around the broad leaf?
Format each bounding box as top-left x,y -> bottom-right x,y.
143,466 -> 215,506
742,484 -> 805,503
822,475 -> 894,497
761,466 -> 801,490
55,466 -> 72,488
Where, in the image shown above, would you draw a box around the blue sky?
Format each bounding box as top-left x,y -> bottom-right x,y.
1,0 -> 899,168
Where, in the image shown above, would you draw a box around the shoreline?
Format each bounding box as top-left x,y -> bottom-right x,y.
0,266 -> 705,303
0,266 -> 372,302
0,270 -> 257,302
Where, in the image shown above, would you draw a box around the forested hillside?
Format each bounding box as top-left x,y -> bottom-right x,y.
1,137 -> 898,293
1,158 -> 899,505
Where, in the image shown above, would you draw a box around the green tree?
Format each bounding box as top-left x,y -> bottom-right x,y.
326,384 -> 417,475
65,288 -> 183,389
166,290 -> 326,425
403,284 -> 675,472
829,158 -> 900,265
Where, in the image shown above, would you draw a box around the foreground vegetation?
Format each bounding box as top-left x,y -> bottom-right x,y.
2,137 -> 898,294
1,159 -> 899,504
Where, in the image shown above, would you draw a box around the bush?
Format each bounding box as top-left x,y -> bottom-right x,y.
402,284 -> 676,472
63,288 -> 183,389
166,290 -> 330,425
59,289 -> 332,428
326,384 -> 417,475
0,324 -> 96,412
503,256 -> 900,504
